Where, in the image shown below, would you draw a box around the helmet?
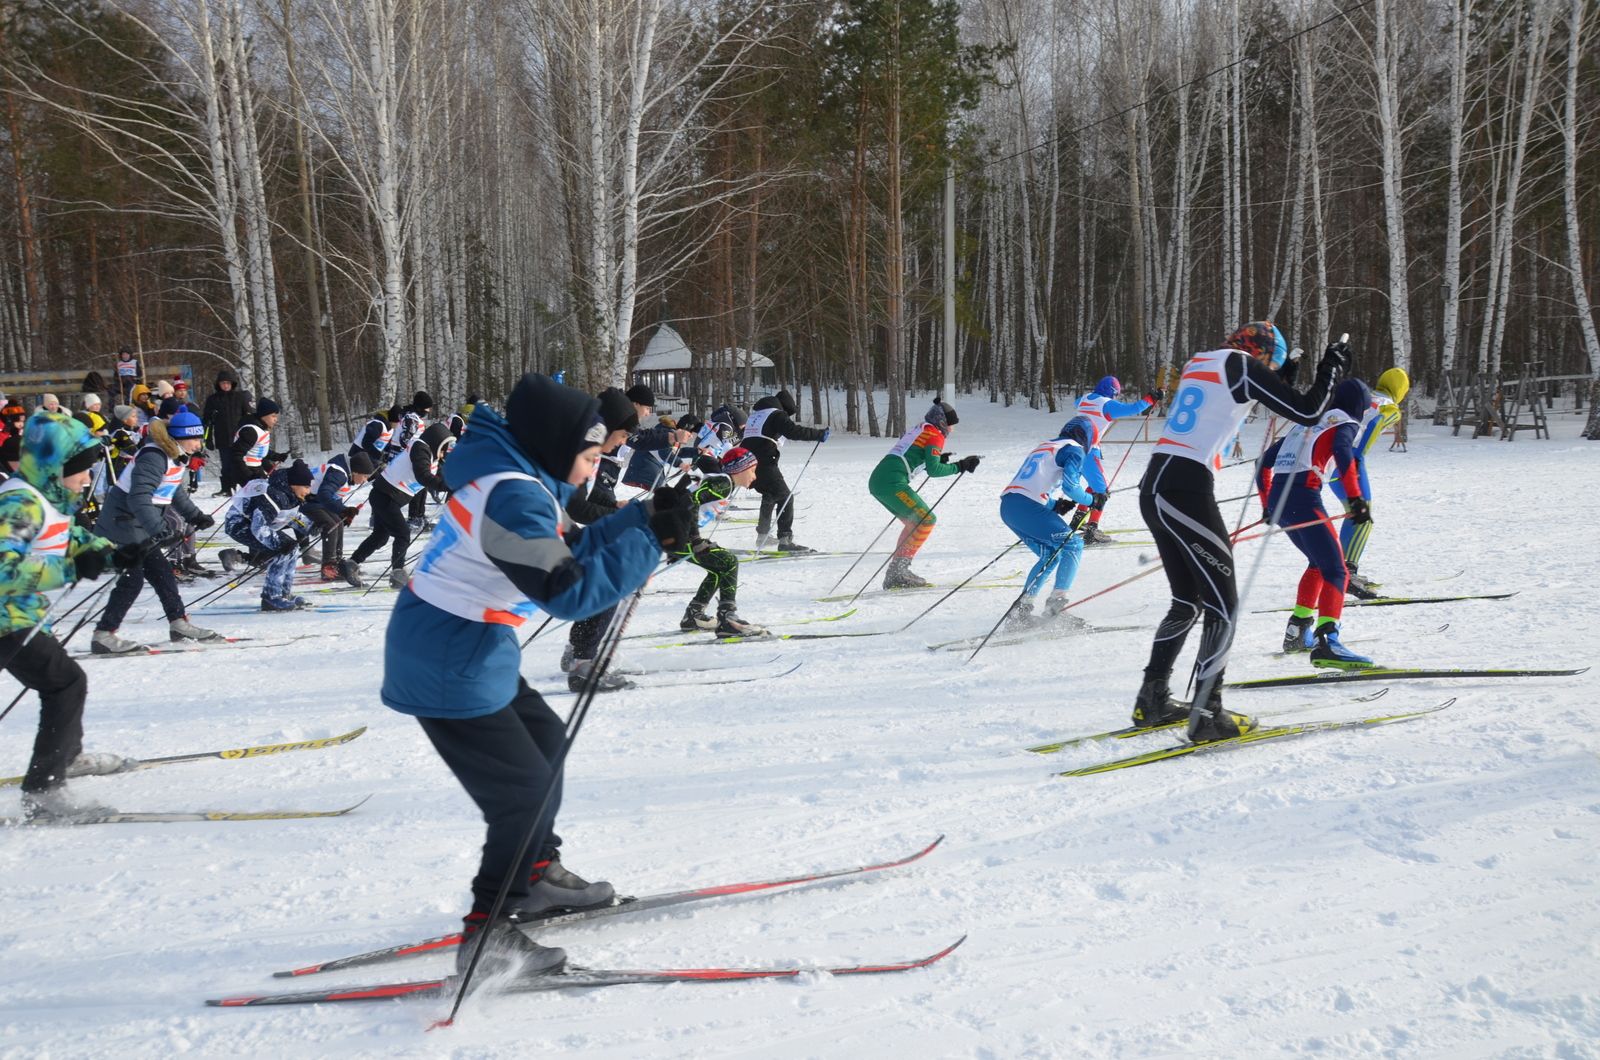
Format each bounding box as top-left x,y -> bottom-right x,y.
1332,379 -> 1371,422
1092,376 -> 1121,399
1225,321 -> 1288,369
1376,367 -> 1410,405
168,409 -> 204,439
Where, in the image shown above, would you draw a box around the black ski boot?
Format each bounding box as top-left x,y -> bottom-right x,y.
1004,597 -> 1036,629
776,535 -> 815,554
680,602 -> 716,632
1081,522 -> 1114,546
567,659 -> 635,693
882,556 -> 932,590
1346,568 -> 1380,600
511,855 -> 617,919
715,607 -> 769,638
1185,685 -> 1257,743
1282,615 -> 1314,653
456,913 -> 566,978
1130,677 -> 1189,728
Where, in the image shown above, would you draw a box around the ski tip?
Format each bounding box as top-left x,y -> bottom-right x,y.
336,795 -> 374,815
273,964 -> 325,979
426,1018 -> 455,1031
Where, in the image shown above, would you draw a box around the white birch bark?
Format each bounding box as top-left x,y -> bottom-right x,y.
1372,0 -> 1415,370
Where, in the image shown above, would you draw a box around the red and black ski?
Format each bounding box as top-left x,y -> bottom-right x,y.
214,938 -> 964,1006
273,836 -> 944,979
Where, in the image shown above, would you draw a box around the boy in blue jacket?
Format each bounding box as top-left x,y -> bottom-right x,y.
1070,376 -> 1160,544
382,374 -> 693,979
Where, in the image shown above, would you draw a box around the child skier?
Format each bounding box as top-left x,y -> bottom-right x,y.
228,398 -> 286,485
1256,378 -> 1376,669
219,460 -> 316,611
91,410 -> 223,653
678,446 -> 766,637
867,401 -> 979,589
999,414 -> 1104,622
0,412 -> 136,819
347,422 -> 451,588
1070,376 -> 1161,545
741,389 -> 828,552
1329,368 -> 1407,598
1133,321 -> 1345,742
384,373 -> 693,978
301,451 -> 374,584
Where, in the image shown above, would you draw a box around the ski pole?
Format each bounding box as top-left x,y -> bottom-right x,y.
846,472 -> 967,605
828,474 -> 929,592
0,579 -> 117,725
766,437 -> 822,534
895,540 -> 1022,632
964,522 -> 1087,663
436,569 -> 659,1028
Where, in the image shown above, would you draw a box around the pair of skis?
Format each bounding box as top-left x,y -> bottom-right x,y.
209,836 -> 958,1006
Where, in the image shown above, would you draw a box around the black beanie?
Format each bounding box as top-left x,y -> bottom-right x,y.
598,387 -> 639,433
412,390 -> 434,412
348,451 -> 375,477
625,384 -> 654,408
255,397 -> 281,418
776,389 -> 798,417
286,460 -> 314,487
506,373 -> 604,478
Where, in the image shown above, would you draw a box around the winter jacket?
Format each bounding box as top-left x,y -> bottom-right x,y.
225,468 -> 308,554
620,423 -> 684,490
372,423 -> 449,503
741,390 -> 826,467
229,416 -> 285,484
304,453 -> 361,518
95,419 -> 203,547
349,416 -> 392,462
0,412 -> 113,635
201,368 -> 251,452
380,386 -> 661,720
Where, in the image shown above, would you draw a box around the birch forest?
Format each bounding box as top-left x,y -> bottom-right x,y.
4,0 -> 1599,443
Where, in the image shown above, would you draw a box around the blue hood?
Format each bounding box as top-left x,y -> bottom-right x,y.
442,404 -> 575,506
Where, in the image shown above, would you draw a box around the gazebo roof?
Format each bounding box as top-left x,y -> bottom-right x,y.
634,325 -> 774,371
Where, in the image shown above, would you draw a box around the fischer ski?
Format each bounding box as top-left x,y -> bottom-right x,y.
1024,688 -> 1391,754
1056,701 -> 1454,777
272,835 -> 945,979
0,726 -> 367,788
217,938 -> 965,1007
70,633 -> 320,662
1226,665 -> 1587,690
0,797 -> 370,826
1254,592 -> 1517,613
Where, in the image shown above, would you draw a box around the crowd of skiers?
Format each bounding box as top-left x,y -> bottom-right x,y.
2,330 -> 1407,985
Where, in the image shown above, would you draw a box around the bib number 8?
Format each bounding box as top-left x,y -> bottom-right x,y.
1167,385 -> 1206,434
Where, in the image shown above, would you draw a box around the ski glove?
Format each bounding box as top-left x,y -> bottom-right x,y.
1319,340 -> 1351,377
649,484 -> 695,551
956,455 -> 981,473
1052,498 -> 1075,516
1143,389 -> 1164,409
112,542 -> 145,570
820,429 -> 831,443
1090,491 -> 1109,511
342,504 -> 363,527
1347,497 -> 1372,525
74,547 -> 111,582
191,512 -> 215,530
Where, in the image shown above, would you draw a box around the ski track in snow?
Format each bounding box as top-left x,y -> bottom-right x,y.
2,401 -> 1598,1058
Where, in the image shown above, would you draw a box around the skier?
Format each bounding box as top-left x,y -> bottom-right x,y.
742,389 -> 828,552
998,414 -> 1103,622
347,422 -> 452,588
383,373 -> 693,977
219,460 -> 316,611
866,401 -> 979,589
301,451 -> 374,585
678,446 -> 767,637
228,398 -> 286,486
0,411 -> 137,818
91,410 -> 223,653
619,385 -> 694,492
1133,321 -> 1346,742
1069,376 -> 1161,545
1329,367 -> 1408,598
348,408 -> 394,464
1256,378 -> 1376,669
388,392 -> 434,533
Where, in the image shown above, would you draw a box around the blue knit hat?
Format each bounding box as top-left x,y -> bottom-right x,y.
168,409 -> 204,439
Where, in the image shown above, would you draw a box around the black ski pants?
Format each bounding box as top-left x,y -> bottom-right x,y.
753,462 -> 793,538
568,605 -> 617,662
350,490 -> 410,569
302,503 -> 345,566
686,541 -> 738,610
99,545 -> 187,630
417,680 -> 565,914
1139,454 -> 1238,691
0,631 -> 88,793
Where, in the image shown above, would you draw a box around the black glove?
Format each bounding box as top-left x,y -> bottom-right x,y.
1053,498 -> 1074,515
191,512 -> 215,530
112,542 -> 144,570
1068,508 -> 1089,532
342,503 -> 363,527
1347,497 -> 1372,525
1143,389 -> 1163,410
267,450 -> 290,464
1090,491 -> 1109,511
938,451 -> 952,464
956,455 -> 981,474
1319,340 -> 1351,377
75,547 -> 111,581
649,506 -> 694,551
652,484 -> 692,515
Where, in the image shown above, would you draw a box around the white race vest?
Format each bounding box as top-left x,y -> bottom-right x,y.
1003,439 -> 1077,505
743,408 -> 784,449
1273,408 -> 1356,479
114,444 -> 184,506
225,479 -> 270,521
234,423 -> 271,467
310,462 -> 353,501
1074,394 -> 1114,448
696,423 -> 730,459
381,438 -> 434,497
1153,350 -> 1250,472
409,471 -> 548,627
0,477 -> 72,559
358,418 -> 392,453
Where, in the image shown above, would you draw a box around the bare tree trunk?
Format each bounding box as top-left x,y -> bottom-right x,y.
1559,0 -> 1600,437
1440,0 -> 1473,380
1372,0 -> 1414,371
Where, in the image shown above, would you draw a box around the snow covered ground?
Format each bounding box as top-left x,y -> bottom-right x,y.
1,395 -> 1597,1058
